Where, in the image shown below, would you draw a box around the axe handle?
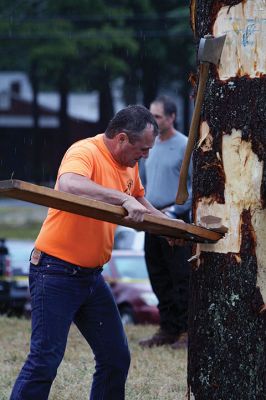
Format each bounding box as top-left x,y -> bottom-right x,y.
175,62 -> 210,204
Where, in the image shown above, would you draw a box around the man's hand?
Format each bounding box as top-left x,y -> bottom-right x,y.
164,219 -> 188,246
122,197 -> 151,222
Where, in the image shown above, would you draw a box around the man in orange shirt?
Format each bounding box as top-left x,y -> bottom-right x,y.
10,105 -> 169,400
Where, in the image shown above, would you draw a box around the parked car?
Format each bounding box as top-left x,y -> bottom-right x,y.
103,249 -> 159,325
0,238 -> 11,313
0,239 -> 34,315
114,226 -> 144,250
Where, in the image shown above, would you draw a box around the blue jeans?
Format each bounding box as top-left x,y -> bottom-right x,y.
10,253 -> 130,400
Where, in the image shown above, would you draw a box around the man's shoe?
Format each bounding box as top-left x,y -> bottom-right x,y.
138,329 -> 178,348
171,332 -> 188,349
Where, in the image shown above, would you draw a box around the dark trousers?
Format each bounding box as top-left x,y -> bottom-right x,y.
10,254 -> 130,400
144,232 -> 191,335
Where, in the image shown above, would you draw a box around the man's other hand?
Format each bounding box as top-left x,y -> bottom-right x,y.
122,197 -> 151,222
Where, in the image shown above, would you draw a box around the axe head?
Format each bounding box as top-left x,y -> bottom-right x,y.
198,34 -> 226,65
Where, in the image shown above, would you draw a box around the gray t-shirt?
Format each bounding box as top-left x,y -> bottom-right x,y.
140,131 -> 192,216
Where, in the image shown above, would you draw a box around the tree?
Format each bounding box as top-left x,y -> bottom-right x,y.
122,0 -> 195,133
47,0 -> 139,130
0,0 -> 195,182
0,0 -> 141,182
188,0 -> 266,398
0,0 -> 139,129
0,1 -> 194,131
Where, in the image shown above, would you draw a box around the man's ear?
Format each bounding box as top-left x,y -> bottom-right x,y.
170,113 -> 176,123
116,132 -> 129,144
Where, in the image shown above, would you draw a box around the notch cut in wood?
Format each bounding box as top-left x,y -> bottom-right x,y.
199,215 -> 228,234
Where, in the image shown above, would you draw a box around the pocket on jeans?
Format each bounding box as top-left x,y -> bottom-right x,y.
42,267 -> 77,279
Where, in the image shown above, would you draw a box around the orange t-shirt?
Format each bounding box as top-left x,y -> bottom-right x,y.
35,134 -> 145,267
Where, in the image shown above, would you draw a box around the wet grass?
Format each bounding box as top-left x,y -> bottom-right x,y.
0,204 -> 188,398
0,317 -> 187,400
0,222 -> 42,239
0,203 -> 46,239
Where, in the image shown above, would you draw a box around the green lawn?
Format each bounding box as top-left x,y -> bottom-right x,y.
0,203 -> 46,239
0,317 -> 187,400
0,203 -> 188,399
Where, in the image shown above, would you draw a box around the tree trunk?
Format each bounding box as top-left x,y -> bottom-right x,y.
188,1 -> 266,399
58,69 -> 70,151
142,58 -> 159,108
98,76 -> 114,132
123,64 -> 139,106
30,61 -> 42,183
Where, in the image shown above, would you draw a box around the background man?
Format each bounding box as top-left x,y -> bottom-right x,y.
139,95 -> 192,349
10,105 -> 168,400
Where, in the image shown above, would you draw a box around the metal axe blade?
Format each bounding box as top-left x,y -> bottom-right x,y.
198,34 -> 226,65
175,34 -> 227,205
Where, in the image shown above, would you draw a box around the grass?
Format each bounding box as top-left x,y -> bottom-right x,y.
0,203 -> 188,398
0,222 -> 42,240
0,317 -> 187,400
0,203 -> 46,239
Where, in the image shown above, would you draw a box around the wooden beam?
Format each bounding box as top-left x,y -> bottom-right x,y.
0,179 -> 224,243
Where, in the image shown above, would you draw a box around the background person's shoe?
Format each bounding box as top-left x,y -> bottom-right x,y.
138,328 -> 178,348
170,332 -> 188,349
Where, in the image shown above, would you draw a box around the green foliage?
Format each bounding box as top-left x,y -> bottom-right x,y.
0,0 -> 195,115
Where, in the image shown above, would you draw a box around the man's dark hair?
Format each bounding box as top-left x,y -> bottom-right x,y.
105,105 -> 159,143
152,95 -> 178,129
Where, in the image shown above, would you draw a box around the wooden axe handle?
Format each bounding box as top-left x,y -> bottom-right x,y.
176,62 -> 210,204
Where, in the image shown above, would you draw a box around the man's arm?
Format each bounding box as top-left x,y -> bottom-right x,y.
59,174 -> 186,244
137,196 -> 186,222
136,196 -> 166,218
58,172 -> 150,222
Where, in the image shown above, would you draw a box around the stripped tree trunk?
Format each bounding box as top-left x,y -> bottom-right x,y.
188,1 -> 266,399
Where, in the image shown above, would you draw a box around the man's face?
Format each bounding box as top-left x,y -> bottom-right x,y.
150,102 -> 174,135
118,123 -> 155,168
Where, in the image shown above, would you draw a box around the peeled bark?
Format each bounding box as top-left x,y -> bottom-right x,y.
188,1 -> 266,398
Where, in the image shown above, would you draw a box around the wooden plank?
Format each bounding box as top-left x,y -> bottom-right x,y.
0,180 -> 224,243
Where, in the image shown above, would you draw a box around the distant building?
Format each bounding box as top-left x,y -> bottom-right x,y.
0,72 -> 125,183
0,71 -> 100,126
0,72 -> 188,183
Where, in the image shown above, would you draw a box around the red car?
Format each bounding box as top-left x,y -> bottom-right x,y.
103,250 -> 159,325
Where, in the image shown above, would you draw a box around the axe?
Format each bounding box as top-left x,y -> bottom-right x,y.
175,34 -> 226,204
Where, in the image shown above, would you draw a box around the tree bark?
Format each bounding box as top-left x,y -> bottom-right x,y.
188,1 -> 266,399
98,76 -> 114,132
30,61 -> 42,183
58,69 -> 70,151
